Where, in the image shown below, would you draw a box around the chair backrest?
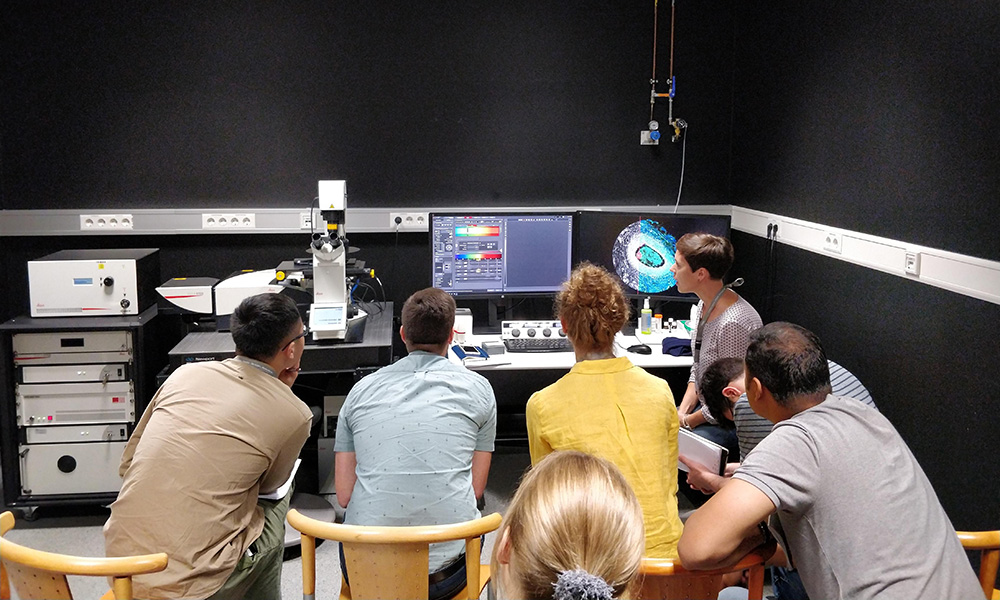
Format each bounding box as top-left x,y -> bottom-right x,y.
636,541 -> 776,600
0,511 -> 168,600
958,530 -> 1000,600
286,509 -> 502,600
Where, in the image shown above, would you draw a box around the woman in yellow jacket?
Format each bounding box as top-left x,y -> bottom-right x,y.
526,262 -> 683,559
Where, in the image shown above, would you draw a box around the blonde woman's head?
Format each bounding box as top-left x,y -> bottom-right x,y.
491,451 -> 645,600
556,263 -> 631,355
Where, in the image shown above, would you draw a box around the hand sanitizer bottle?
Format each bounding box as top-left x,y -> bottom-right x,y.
640,297 -> 653,334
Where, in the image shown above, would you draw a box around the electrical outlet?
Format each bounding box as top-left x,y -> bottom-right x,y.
80,214 -> 134,230
904,251 -> 921,275
822,231 -> 842,254
202,213 -> 256,229
389,212 -> 429,230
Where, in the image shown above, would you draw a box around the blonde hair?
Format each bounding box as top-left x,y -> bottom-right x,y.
491,451 -> 645,600
556,263 -> 631,354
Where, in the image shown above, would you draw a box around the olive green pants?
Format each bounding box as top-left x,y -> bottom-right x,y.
206,487 -> 292,600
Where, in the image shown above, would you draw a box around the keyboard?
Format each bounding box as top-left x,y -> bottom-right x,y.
501,320 -> 572,353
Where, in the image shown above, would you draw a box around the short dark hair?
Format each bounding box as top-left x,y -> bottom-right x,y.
744,322 -> 832,406
230,293 -> 302,361
401,288 -> 456,346
676,233 -> 734,280
699,357 -> 746,430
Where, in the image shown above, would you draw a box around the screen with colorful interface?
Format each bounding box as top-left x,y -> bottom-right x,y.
430,213 -> 574,297
573,211 -> 732,299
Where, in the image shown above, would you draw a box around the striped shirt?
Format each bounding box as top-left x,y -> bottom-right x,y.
733,360 -> 876,461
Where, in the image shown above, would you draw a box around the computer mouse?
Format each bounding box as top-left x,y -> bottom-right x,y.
627,343 -> 652,355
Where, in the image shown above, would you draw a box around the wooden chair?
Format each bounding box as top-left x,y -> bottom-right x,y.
286,509 -> 501,600
636,541 -> 776,600
958,530 -> 1000,600
0,511 -> 168,600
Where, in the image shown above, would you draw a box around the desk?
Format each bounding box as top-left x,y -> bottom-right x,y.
450,330 -> 693,371
166,303 -> 393,374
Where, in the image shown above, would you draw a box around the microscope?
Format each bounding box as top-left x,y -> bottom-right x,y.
307,180 -> 367,341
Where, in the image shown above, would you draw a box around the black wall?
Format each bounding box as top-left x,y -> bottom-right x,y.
729,0 -> 1000,533
1,1 -> 734,209
2,0 -> 998,541
730,1 -> 1000,261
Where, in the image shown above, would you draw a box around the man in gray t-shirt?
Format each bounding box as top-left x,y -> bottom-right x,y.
679,322 -> 981,600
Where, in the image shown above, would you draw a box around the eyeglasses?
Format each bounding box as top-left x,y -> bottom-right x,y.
282,328 -> 309,351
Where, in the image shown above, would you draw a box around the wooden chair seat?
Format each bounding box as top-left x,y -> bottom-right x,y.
958,530 -> 1000,600
0,511 -> 168,600
287,509 -> 501,600
637,541 -> 776,600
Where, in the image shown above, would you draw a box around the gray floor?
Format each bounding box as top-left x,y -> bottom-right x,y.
1,449 -> 709,600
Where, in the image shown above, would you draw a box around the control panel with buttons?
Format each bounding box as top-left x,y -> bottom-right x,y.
500,320 -> 572,352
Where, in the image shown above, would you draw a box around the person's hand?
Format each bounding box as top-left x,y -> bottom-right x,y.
279,365 -> 300,387
679,454 -> 722,495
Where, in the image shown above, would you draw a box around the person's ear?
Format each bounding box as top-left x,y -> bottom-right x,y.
746,375 -> 762,401
496,528 -> 512,565
694,267 -> 710,282
399,326 -> 406,344
722,385 -> 742,401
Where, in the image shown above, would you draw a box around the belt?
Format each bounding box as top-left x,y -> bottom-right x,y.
428,556 -> 465,584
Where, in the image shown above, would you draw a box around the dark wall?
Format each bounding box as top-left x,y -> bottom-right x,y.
733,232 -> 1000,531
731,1 -> 1000,261
1,1 -> 735,210
730,0 -> 1000,536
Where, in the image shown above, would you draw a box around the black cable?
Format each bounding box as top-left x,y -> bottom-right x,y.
495,298 -> 526,315
309,196 -> 319,238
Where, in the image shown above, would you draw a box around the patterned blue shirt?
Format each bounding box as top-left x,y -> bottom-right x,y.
335,351 -> 497,571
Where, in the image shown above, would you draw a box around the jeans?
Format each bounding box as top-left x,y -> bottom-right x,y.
771,566 -> 810,600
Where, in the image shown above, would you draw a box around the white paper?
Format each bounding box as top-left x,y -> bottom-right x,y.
677,428 -> 728,475
259,458 -> 300,500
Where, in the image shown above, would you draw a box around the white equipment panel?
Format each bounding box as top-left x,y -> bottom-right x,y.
19,442 -> 128,495
16,381 -> 135,426
28,249 -> 158,317
21,363 -> 127,384
26,424 -> 130,444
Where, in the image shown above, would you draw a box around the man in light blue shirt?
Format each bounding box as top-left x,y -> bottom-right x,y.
335,287 -> 497,600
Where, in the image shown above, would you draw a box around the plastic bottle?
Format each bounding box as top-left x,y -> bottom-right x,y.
653,313 -> 663,331
640,297 -> 653,334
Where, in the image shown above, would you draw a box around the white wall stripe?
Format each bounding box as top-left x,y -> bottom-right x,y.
731,206 -> 1000,306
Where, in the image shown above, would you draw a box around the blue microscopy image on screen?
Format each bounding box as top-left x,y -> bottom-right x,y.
611,219 -> 678,294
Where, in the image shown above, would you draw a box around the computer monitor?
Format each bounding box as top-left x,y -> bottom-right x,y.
573,211 -> 732,300
430,213 -> 574,297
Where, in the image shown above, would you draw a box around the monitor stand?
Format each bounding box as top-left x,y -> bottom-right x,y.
486,297 -> 509,331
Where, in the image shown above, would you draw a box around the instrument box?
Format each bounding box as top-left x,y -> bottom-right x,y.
28,249 -> 160,317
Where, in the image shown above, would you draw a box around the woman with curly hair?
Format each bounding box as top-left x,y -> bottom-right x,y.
525,262 -> 683,559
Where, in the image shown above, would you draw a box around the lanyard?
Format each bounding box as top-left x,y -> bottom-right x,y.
692,278 -> 744,364
233,355 -> 278,378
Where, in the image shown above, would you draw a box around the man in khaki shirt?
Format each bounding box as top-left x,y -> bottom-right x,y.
104,293 -> 313,600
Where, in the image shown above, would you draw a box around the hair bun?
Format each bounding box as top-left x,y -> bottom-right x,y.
552,569 -> 615,600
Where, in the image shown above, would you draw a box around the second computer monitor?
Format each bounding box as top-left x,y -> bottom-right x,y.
573,211 -> 732,299
430,213 -> 574,297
